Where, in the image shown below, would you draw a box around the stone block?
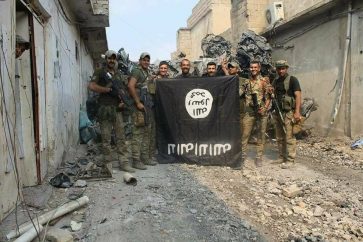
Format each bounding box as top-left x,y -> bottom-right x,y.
282,184 -> 302,198
46,228 -> 73,242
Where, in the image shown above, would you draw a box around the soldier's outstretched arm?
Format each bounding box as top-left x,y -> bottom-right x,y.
128,76 -> 144,110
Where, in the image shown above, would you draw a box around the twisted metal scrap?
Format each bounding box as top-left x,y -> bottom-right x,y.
236,30 -> 272,74
201,34 -> 232,58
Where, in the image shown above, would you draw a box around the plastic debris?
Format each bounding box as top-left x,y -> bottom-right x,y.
49,173 -> 72,188
351,139 -> 363,150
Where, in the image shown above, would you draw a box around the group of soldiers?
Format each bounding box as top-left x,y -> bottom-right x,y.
220,59 -> 302,170
88,50 -> 302,172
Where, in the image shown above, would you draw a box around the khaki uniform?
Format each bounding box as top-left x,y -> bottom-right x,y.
240,76 -> 270,163
272,74 -> 301,163
90,69 -> 130,168
274,111 -> 296,162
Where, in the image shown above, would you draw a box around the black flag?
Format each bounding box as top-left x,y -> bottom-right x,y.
155,75 -> 241,167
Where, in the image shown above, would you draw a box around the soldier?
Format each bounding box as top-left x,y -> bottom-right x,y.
176,58 -> 192,78
88,50 -> 135,173
146,61 -> 170,166
202,61 -> 217,77
156,61 -> 169,79
239,60 -> 271,169
128,52 -> 157,170
272,60 -> 302,168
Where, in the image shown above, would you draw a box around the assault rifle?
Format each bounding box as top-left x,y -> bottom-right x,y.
103,72 -> 135,112
251,93 -> 259,114
271,94 -> 286,134
140,87 -> 153,126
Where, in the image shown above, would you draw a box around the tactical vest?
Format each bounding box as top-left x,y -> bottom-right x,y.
272,75 -> 296,112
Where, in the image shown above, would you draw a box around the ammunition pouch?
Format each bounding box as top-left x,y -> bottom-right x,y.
132,110 -> 145,127
282,95 -> 296,112
147,81 -> 156,95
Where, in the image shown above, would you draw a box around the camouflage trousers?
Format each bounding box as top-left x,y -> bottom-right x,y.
148,109 -> 156,159
241,112 -> 268,161
131,114 -> 150,162
97,106 -> 129,165
274,111 -> 296,162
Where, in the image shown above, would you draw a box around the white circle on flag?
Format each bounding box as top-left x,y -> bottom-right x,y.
185,89 -> 213,119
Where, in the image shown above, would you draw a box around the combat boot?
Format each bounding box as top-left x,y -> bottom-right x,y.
143,157 -> 157,166
280,162 -> 295,169
232,159 -> 244,170
120,160 -> 135,173
132,160 -> 147,170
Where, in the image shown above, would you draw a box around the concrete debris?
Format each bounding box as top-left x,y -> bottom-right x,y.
22,184 -> 53,209
70,221 -> 82,232
74,180 -> 87,188
46,228 -> 74,242
282,184 -> 303,198
313,206 -> 324,217
67,188 -> 86,200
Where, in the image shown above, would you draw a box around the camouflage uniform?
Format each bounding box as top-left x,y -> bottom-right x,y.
129,66 -> 156,168
240,75 -> 270,166
90,68 -> 132,171
146,74 -> 160,164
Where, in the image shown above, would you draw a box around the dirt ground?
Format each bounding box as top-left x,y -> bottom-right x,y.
0,135 -> 362,242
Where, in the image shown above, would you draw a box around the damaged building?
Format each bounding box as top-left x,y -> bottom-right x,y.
0,0 -> 109,221
173,0 -> 363,137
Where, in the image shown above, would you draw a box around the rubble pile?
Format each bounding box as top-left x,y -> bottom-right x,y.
298,135 -> 363,170
236,30 -> 272,74
189,157 -> 363,242
201,34 -> 232,58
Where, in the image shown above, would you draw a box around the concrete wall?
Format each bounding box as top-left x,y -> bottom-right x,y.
174,28 -> 192,59
230,0 -> 269,46
0,0 -> 19,222
40,0 -> 95,169
268,1 -> 363,136
278,0 -> 334,20
350,5 -> 363,136
0,0 -> 102,221
173,0 -> 231,60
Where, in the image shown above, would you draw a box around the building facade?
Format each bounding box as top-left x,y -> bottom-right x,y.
262,0 -> 363,136
174,0 -> 362,137
0,0 -> 109,221
172,0 -> 232,60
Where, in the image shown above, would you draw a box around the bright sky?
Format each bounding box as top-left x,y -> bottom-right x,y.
106,0 -> 199,62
